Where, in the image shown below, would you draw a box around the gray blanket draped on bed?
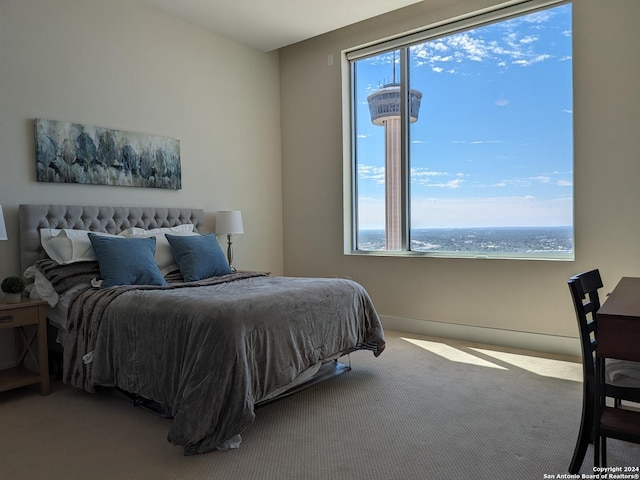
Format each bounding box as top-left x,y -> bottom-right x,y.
62,273 -> 385,455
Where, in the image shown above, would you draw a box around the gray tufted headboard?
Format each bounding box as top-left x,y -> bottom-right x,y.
19,204 -> 205,272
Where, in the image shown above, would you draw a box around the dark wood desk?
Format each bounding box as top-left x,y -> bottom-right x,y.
597,276 -> 640,362
594,276 -> 640,466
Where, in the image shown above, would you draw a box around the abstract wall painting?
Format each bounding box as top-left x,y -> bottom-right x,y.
34,118 -> 181,190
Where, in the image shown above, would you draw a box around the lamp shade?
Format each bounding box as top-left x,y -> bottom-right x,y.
215,211 -> 244,235
0,205 -> 7,241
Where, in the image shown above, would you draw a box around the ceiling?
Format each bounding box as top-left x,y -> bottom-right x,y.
139,0 -> 423,52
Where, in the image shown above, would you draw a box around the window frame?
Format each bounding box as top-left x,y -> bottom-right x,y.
342,0 -> 573,261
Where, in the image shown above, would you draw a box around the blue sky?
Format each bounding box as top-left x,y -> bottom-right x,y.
354,3 -> 573,229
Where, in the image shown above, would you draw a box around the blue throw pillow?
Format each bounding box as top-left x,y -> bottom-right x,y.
166,233 -> 231,282
88,233 -> 167,288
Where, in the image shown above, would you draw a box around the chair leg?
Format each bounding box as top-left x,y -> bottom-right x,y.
569,383 -> 594,473
593,434 -> 608,468
594,360 -> 607,469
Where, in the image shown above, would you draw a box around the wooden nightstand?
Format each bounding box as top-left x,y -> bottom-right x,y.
0,298 -> 50,395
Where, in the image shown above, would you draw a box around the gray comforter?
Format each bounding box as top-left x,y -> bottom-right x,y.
62,273 -> 385,455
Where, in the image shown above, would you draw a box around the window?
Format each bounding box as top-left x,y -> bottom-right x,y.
346,1 -> 573,260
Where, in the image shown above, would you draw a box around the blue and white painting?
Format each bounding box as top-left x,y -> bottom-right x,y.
35,118 -> 181,190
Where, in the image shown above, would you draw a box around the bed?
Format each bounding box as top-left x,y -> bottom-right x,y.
18,204 -> 385,455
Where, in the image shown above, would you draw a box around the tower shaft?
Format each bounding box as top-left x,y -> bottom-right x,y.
384,118 -> 402,250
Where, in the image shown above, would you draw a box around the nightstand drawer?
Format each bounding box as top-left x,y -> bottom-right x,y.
0,306 -> 40,329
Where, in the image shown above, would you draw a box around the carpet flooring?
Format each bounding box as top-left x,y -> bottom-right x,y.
1,330 -> 638,480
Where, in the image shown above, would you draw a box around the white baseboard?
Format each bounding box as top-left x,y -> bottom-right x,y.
381,315 -> 581,358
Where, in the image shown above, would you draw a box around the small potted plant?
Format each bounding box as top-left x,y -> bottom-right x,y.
1,276 -> 26,303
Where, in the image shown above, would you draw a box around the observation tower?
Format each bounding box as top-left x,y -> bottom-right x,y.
367,82 -> 422,250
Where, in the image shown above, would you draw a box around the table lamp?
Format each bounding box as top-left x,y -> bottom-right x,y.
0,205 -> 7,241
215,211 -> 244,270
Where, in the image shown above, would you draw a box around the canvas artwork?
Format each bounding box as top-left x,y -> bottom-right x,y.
34,118 -> 181,190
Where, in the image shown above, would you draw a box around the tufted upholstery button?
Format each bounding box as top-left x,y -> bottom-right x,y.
18,204 -> 205,271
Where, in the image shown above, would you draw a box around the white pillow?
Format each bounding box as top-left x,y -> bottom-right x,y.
40,229 -> 123,264
119,224 -> 194,237
123,225 -> 198,275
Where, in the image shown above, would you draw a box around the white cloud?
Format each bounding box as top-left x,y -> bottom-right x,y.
357,164 -> 385,184
359,164 -> 457,187
514,53 -> 551,66
428,178 -> 465,189
357,194 -> 573,229
520,10 -> 553,24
408,9 -> 560,73
520,35 -> 538,44
470,139 -> 504,144
431,41 -> 449,52
410,167 -> 449,185
492,173 -> 572,188
530,175 -> 551,183
408,195 -> 573,228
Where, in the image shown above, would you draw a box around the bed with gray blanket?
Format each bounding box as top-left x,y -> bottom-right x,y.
19,204 -> 385,455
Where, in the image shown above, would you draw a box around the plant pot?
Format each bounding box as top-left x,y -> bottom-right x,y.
4,293 -> 22,304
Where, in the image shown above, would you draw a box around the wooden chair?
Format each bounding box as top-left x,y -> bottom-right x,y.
567,269 -> 640,473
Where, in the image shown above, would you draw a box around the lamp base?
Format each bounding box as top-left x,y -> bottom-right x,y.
226,234 -> 235,271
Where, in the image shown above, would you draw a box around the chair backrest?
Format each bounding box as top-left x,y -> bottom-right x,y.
568,269 -> 603,379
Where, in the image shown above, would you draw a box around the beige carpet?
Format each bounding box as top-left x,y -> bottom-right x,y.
1,330 -> 638,480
